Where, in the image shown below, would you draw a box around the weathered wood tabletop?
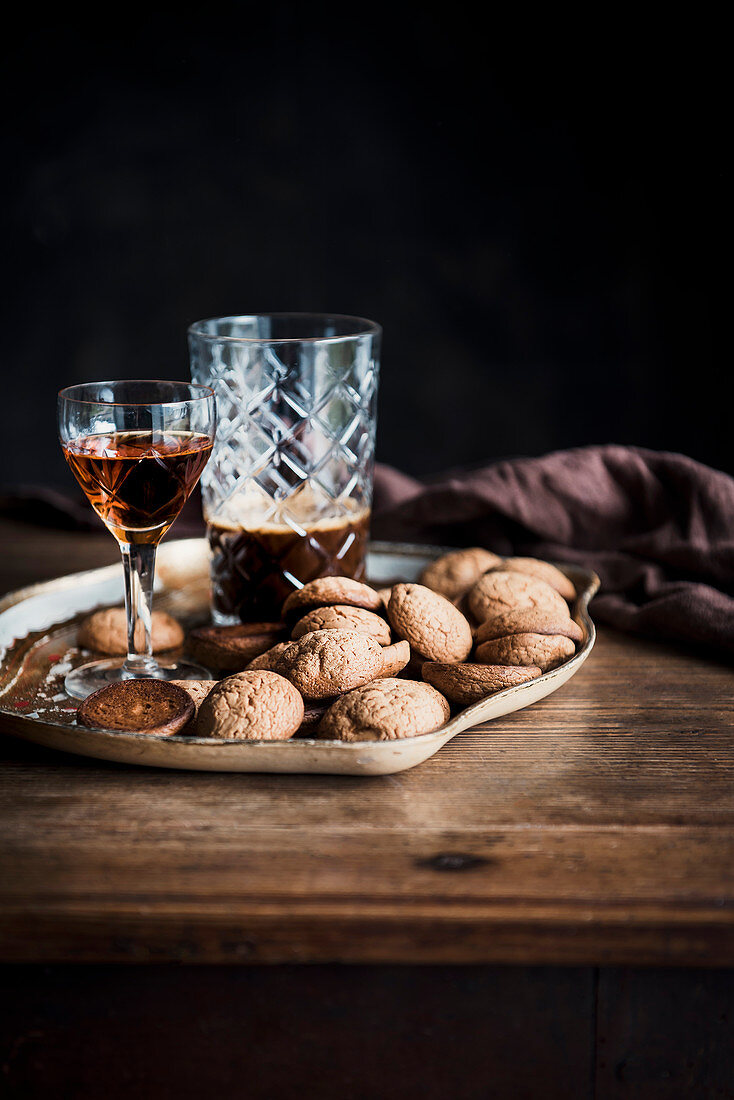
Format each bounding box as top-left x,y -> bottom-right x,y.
1,517 -> 732,969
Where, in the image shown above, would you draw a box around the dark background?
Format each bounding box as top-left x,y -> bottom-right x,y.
1,10 -> 727,492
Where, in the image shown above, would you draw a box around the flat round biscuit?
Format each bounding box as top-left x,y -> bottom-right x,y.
475,632 -> 576,671
291,605 -> 391,645
468,571 -> 568,623
318,678 -> 451,742
387,583 -> 473,662
77,679 -> 195,735
474,608 -> 583,645
78,607 -> 184,656
275,629 -> 384,701
498,557 -> 576,601
419,547 -> 502,602
187,622 -> 287,671
282,577 -> 383,617
422,662 -> 542,706
197,670 -> 304,741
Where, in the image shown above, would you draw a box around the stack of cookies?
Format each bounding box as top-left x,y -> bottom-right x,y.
415,548 -> 581,705
75,549 -> 582,743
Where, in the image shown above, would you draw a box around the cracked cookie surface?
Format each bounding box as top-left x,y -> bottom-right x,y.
420,547 -> 502,602
387,583 -> 473,662
282,577 -> 383,616
275,629 -> 384,700
475,632 -> 575,671
318,677 -> 450,741
468,570 -> 568,622
197,670 -> 304,740
422,662 -> 542,705
474,607 -> 583,645
291,605 -> 391,645
496,557 -> 576,601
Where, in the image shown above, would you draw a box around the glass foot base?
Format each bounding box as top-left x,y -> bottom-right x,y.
64,657 -> 214,701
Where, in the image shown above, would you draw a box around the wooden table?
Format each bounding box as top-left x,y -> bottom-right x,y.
1,518 -> 732,1099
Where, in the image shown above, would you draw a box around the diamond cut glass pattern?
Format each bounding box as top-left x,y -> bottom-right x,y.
189,315 -> 380,622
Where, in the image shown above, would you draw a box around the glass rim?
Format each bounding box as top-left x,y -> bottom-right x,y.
58,379 -> 216,407
187,312 -> 382,345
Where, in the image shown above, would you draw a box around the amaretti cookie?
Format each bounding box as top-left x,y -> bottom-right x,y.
318,678 -> 450,742
197,670 -> 304,740
419,547 -> 502,602
78,607 -> 184,656
474,608 -> 583,646
475,633 -> 575,672
472,597 -> 580,674
291,605 -> 391,646
422,662 -> 542,706
495,557 -> 576,601
282,577 -> 383,617
468,570 -> 568,623
275,629 -> 384,700
387,583 -> 473,663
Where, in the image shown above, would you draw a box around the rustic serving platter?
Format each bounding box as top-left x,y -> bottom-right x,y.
0,540 -> 599,775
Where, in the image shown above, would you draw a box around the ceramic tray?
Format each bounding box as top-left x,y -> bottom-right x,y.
0,540 -> 599,775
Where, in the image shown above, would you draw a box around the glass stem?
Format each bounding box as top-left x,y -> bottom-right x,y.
120,541 -> 159,677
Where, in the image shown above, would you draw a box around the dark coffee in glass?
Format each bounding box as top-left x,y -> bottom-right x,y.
208,508 -> 371,622
189,313 -> 381,625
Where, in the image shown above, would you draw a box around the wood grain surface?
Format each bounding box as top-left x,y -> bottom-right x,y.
1,520 -> 733,966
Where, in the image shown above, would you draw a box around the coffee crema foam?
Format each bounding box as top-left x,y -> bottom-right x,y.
205,485 -> 370,536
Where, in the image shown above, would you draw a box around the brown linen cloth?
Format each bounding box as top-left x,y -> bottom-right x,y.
3,445 -> 732,654
371,445 -> 734,656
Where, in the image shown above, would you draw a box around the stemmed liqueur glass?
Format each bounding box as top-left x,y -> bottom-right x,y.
58,380 -> 217,700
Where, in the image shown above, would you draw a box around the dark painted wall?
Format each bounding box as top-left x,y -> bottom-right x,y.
2,10 -> 726,492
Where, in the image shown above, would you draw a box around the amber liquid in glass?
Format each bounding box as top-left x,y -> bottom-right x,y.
63,431 -> 213,543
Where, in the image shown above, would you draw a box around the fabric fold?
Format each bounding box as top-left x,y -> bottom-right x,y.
372,446 -> 734,655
